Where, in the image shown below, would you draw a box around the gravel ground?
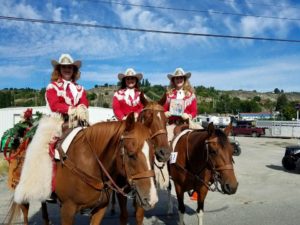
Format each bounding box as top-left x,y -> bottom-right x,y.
0,136 -> 300,225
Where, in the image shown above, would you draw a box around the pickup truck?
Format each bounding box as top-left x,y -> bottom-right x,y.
232,124 -> 265,137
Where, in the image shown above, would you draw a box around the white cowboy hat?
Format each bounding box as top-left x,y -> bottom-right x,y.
51,53 -> 81,68
167,68 -> 191,80
118,68 -> 143,81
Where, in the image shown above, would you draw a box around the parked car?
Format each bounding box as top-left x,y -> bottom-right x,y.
232,120 -> 265,137
229,137 -> 241,156
282,145 -> 300,171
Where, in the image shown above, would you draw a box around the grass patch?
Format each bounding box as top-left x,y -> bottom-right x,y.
0,156 -> 9,178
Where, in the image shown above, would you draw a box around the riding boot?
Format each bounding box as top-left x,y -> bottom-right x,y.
46,192 -> 57,203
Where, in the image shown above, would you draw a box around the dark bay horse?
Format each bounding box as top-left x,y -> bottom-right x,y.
112,99 -> 172,225
5,113 -> 158,225
168,123 -> 238,225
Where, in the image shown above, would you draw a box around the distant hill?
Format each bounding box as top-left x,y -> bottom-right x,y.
1,87 -> 300,117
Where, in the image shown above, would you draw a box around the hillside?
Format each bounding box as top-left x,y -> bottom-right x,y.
1,87 -> 300,118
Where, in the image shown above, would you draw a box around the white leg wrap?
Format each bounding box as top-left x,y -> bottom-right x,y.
197,210 -> 204,225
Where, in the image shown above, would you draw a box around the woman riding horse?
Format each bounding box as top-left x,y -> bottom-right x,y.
5,113 -> 158,225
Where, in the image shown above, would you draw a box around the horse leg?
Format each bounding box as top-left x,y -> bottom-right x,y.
110,191 -> 116,215
134,203 -> 145,225
60,202 -> 77,225
174,184 -> 185,225
41,202 -> 51,225
196,186 -> 209,225
90,206 -> 108,225
167,180 -> 173,215
117,193 -> 128,225
20,203 -> 29,225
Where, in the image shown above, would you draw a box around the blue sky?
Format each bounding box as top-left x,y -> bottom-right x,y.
0,0 -> 300,92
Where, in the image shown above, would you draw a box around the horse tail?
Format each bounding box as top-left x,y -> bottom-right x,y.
2,196 -> 22,225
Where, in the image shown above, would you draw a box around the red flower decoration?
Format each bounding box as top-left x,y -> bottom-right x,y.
23,108 -> 33,121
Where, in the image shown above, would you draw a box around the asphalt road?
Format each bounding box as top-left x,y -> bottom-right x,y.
1,136 -> 300,225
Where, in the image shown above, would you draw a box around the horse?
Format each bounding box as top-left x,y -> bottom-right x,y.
168,123 -> 238,225
5,112 -> 158,225
111,96 -> 172,225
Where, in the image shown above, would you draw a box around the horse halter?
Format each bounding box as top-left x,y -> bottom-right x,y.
205,138 -> 234,193
119,133 -> 155,190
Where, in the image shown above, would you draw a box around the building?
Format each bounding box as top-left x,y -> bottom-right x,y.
0,106 -> 114,136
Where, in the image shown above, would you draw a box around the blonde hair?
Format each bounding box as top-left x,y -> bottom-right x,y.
50,65 -> 80,82
167,77 -> 195,95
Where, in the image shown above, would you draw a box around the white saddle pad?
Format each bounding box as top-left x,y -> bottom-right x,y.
54,127 -> 83,159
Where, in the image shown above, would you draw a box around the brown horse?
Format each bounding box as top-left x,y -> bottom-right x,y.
5,113 -> 158,225
168,123 -> 238,225
112,99 -> 171,225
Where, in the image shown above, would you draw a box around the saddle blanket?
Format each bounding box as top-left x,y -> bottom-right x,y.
54,127 -> 83,159
171,129 -> 192,151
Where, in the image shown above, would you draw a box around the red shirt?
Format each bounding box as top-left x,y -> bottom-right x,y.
45,78 -> 89,115
112,88 -> 144,120
163,89 -> 197,124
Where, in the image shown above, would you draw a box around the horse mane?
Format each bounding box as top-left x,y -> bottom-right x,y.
214,128 -> 228,148
84,121 -> 126,153
144,101 -> 164,111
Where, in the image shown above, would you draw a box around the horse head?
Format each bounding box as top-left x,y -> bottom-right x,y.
206,122 -> 238,195
118,112 -> 158,210
138,92 -> 171,162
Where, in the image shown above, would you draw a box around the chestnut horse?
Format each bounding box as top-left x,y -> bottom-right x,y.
5,113 -> 158,225
168,123 -> 238,225
113,99 -> 171,225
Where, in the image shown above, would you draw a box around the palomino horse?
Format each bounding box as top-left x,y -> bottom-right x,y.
168,123 -> 238,225
5,113 -> 158,225
112,98 -> 171,225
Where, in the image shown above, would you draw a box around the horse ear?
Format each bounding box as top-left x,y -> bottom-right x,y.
207,122 -> 215,136
125,112 -> 135,131
157,93 -> 167,106
140,91 -> 148,106
224,123 -> 233,136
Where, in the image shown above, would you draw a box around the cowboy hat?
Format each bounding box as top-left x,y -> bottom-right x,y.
118,68 -> 143,81
167,68 -> 191,80
51,53 -> 81,68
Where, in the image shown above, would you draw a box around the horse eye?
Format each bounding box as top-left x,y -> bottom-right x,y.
209,148 -> 218,156
127,152 -> 137,160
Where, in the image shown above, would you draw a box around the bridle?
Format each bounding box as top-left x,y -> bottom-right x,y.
173,131 -> 234,193
119,134 -> 155,188
204,138 -> 234,193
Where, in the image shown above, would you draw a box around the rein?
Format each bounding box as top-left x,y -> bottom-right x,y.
82,130 -> 154,198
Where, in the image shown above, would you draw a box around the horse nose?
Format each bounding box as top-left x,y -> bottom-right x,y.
224,182 -> 238,194
156,148 -> 171,162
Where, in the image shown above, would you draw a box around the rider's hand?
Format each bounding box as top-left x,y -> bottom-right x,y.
76,104 -> 89,122
181,113 -> 191,120
164,111 -> 171,118
68,106 -> 77,117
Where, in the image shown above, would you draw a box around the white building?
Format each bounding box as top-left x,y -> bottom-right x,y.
0,106 -> 114,136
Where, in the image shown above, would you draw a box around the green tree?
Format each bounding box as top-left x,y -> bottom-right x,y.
275,94 -> 288,112
274,88 -> 280,94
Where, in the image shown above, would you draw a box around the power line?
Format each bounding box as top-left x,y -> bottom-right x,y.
1,15 -> 300,43
78,0 -> 300,21
216,0 -> 300,10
